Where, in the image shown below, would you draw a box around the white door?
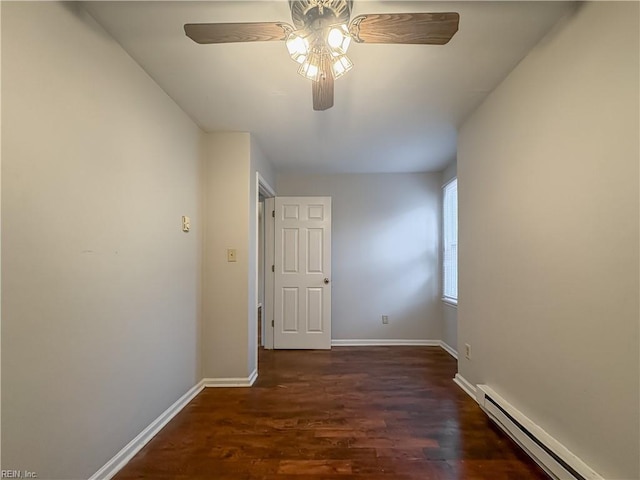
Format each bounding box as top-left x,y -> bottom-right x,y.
274,196 -> 331,349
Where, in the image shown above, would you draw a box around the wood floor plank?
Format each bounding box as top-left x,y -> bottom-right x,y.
113,346 -> 550,480
277,459 -> 353,475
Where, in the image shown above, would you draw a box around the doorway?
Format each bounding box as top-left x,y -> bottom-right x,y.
258,196 -> 265,347
256,173 -> 276,353
257,190 -> 333,350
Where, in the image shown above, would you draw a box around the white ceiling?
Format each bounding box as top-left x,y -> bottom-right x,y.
84,1 -> 575,174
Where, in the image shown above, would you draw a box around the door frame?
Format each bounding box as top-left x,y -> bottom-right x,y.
255,172 -> 276,350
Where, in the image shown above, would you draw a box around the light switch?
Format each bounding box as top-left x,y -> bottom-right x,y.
227,248 -> 237,262
182,216 -> 190,233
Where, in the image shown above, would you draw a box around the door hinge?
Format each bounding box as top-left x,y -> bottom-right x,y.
272,210 -> 275,218
271,265 -> 275,272
271,320 -> 274,327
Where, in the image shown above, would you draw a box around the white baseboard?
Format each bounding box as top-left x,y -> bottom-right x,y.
331,339 -> 458,362
331,339 -> 441,347
439,341 -> 458,359
453,373 -> 477,401
202,369 -> 258,387
89,380 -> 205,480
91,369 -> 258,479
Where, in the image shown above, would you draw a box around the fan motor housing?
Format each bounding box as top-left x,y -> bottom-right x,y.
289,0 -> 352,29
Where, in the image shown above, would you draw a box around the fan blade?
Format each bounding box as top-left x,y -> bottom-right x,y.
349,12 -> 459,45
312,61 -> 334,111
184,22 -> 293,44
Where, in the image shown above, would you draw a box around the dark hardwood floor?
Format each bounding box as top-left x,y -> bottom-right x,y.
114,347 -> 549,479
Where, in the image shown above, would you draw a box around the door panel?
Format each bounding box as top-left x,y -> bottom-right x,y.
282,288 -> 299,332
282,229 -> 299,272
274,196 -> 331,349
307,229 -> 323,272
306,288 -> 323,332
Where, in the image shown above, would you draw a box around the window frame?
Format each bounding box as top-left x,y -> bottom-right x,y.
442,178 -> 458,306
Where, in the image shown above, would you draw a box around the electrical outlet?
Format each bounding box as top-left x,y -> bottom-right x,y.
382,315 -> 389,324
465,343 -> 471,359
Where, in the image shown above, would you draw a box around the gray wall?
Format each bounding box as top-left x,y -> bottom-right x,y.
457,3 -> 639,479
1,3 -> 202,478
277,173 -> 442,341
201,133 -> 275,379
201,133 -> 251,379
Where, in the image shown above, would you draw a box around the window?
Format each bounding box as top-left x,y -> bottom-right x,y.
443,178 -> 458,304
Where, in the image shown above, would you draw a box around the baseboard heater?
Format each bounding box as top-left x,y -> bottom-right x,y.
475,385 -> 602,480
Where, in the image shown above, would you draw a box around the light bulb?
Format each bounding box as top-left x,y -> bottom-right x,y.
326,25 -> 351,56
327,28 -> 343,48
307,63 -> 319,79
286,32 -> 310,64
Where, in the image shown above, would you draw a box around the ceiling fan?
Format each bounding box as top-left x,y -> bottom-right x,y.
184,0 -> 459,111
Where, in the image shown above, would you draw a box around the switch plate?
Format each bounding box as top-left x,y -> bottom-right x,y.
465,343 -> 471,359
182,216 -> 190,233
382,315 -> 389,324
227,248 -> 237,262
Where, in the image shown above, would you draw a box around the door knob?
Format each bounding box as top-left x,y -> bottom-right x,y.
324,278 -> 330,284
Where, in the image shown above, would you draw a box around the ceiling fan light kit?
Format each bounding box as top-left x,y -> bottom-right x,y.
290,28 -> 353,82
184,0 -> 459,110
285,9 -> 354,84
